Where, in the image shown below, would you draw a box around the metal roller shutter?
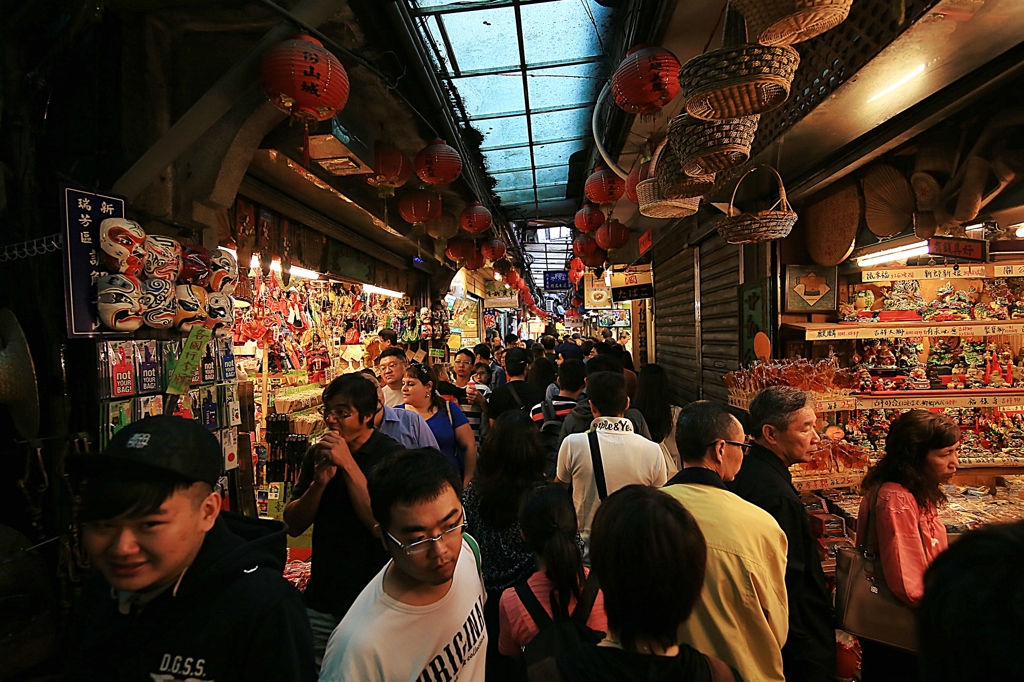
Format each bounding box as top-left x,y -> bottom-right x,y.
653,244 -> 699,403
698,235 -> 741,403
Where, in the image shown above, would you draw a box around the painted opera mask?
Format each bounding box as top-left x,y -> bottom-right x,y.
209,248 -> 239,294
96,274 -> 143,331
206,292 -> 235,338
143,235 -> 182,281
175,285 -> 208,331
99,218 -> 146,276
140,278 -> 178,329
179,245 -> 212,286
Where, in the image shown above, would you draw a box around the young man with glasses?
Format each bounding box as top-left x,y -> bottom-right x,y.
663,401 -> 790,682
377,347 -> 408,407
319,448 -> 487,682
283,374 -> 405,665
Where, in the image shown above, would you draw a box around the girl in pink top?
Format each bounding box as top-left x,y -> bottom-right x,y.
498,484 -> 608,657
858,410 -> 960,682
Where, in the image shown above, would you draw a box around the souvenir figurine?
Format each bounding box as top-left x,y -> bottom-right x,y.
143,235 -> 182,281
99,218 -> 147,276
139,278 -> 177,329
420,307 -> 432,340
209,247 -> 238,294
207,292 -> 234,338
96,273 -> 143,331
175,284 -> 208,331
179,245 -> 212,286
852,290 -> 875,311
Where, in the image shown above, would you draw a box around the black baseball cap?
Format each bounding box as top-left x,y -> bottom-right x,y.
555,342 -> 584,360
505,347 -> 530,365
69,416 -> 222,485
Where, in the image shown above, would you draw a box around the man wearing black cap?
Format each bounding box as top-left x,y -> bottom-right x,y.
65,415 -> 316,681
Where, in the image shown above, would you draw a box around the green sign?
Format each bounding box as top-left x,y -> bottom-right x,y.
429,347 -> 445,359
167,325 -> 213,395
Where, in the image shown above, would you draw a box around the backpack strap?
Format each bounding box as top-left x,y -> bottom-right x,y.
514,580 -> 553,631
526,657 -> 562,682
588,431 -> 608,500
541,398 -> 557,423
464,533 -> 483,577
704,655 -> 736,682
570,573 -> 599,625
508,382 -> 525,408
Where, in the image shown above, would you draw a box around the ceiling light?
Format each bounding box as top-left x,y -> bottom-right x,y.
363,284 -> 405,298
1015,224 -> 1024,238
867,64 -> 926,103
855,240 -> 930,267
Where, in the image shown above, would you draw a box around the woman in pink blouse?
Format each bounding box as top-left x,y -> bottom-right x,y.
858,409 -> 960,681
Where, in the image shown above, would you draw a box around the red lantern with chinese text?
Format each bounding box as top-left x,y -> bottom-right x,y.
460,202 -> 492,234
585,166 -> 625,206
481,239 -> 507,262
573,233 -> 598,258
399,190 -> 442,229
574,204 -> 605,233
366,144 -> 411,198
611,45 -> 682,118
625,158 -> 651,204
596,219 -> 630,250
464,247 -> 486,271
493,258 -> 513,276
415,139 -> 462,185
581,248 -> 608,268
569,257 -> 585,272
445,237 -> 474,263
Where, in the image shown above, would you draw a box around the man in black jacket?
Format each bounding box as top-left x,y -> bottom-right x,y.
728,386 -> 836,682
66,416 -> 315,681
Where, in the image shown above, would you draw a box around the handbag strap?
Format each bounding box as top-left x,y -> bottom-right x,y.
508,382 -> 525,408
858,486 -> 883,579
588,431 -> 608,500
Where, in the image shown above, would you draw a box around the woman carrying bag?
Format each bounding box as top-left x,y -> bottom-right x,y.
852,410 -> 960,681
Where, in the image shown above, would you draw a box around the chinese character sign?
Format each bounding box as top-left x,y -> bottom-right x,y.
543,271 -> 572,291
60,185 -> 128,338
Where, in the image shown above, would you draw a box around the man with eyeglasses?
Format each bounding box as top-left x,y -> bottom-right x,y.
377,347 -> 408,407
319,448 -> 487,682
283,374 -> 405,666
728,386 -> 835,682
663,401 -> 790,682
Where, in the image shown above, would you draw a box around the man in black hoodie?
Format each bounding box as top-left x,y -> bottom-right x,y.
66,415 -> 315,681
558,354 -> 652,443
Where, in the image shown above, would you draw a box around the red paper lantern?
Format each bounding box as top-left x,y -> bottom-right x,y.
585,166 -> 625,205
398,190 -> 442,228
596,219 -> 630,250
493,258 -> 513,276
260,35 -> 350,122
505,270 -> 520,287
571,296 -> 583,307
574,204 -> 605,233
459,201 -> 492,234
581,248 -> 608,268
445,237 -> 474,263
481,238 -> 507,262
569,257 -> 585,272
625,158 -> 651,204
366,144 -> 411,198
611,45 -> 682,117
573,233 -> 598,258
415,139 -> 463,185
464,247 -> 486,271
568,269 -> 583,286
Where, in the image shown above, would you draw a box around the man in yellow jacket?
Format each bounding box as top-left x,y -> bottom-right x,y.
663,401 -> 790,682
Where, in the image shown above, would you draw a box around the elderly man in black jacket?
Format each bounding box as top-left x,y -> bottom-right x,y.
729,386 -> 836,682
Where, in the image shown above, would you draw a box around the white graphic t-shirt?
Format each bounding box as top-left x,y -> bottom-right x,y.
319,538 -> 487,682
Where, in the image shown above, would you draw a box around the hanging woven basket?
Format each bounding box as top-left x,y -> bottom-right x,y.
651,138 -> 716,199
731,0 -> 853,46
679,8 -> 800,121
637,178 -> 700,219
668,113 -> 759,177
717,164 -> 797,244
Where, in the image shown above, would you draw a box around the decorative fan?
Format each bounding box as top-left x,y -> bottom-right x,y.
804,178 -> 861,266
862,164 -> 914,238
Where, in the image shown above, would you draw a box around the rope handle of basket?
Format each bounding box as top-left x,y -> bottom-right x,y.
727,164 -> 791,215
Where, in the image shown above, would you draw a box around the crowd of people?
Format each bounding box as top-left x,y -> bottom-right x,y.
63,329 -> 1024,682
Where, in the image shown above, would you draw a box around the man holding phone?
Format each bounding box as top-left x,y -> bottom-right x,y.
283,374 -> 405,665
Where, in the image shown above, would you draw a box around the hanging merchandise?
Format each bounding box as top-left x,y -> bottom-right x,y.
366,143 -> 412,198
717,165 -> 797,244
481,238 -> 507,262
573,233 -> 599,258
625,158 -> 651,204
595,220 -> 630,251
259,34 -> 350,166
611,45 -> 682,118
574,204 -> 605,233
731,0 -> 853,46
459,201 -> 493,234
668,113 -> 759,176
398,189 -> 442,230
99,218 -> 147,276
415,139 -> 463,185
140,279 -> 177,329
97,274 -> 144,332
143,235 -> 182,281
584,166 -> 626,206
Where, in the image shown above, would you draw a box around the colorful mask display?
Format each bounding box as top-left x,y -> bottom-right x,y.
96,274 -> 143,331
143,235 -> 182,281
99,218 -> 146,276
175,285 -> 208,331
209,248 -> 239,294
207,292 -> 234,338
140,278 -> 178,329
179,245 -> 212,286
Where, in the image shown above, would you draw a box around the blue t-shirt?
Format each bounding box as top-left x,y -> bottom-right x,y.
400,403 -> 469,474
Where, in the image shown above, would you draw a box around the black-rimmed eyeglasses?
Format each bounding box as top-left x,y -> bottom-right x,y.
722,440 -> 752,453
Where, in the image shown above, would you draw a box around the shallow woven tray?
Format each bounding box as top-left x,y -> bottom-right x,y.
731,0 -> 853,46
637,178 -> 701,219
680,43 -> 800,120
668,114 -> 760,177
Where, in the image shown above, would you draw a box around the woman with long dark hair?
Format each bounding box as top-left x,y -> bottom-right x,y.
400,363 -> 477,486
858,409 -> 960,681
633,364 -> 683,475
497,483 -> 607,656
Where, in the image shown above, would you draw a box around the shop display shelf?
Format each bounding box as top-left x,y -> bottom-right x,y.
785,320 -> 1024,341
730,389 -> 1024,413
